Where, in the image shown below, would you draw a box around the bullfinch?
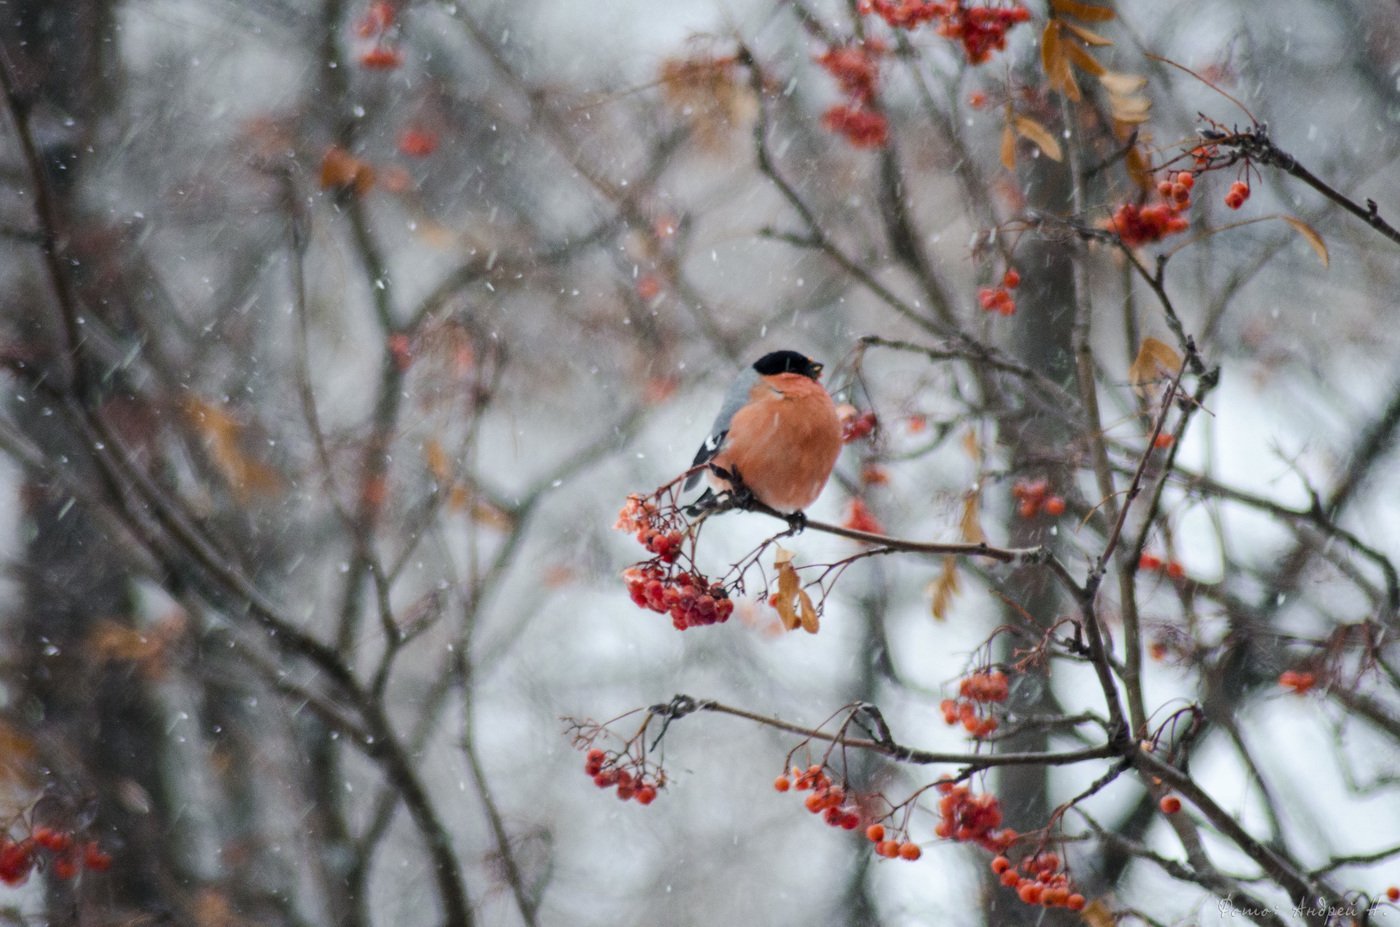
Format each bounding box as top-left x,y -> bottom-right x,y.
685,350 -> 842,516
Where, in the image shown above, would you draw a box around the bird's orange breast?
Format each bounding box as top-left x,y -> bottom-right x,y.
710,373 -> 842,513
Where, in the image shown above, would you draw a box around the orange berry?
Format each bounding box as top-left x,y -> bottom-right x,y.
635,786 -> 658,805
1157,181 -> 1173,198
804,793 -> 824,813
1159,795 -> 1182,814
1153,432 -> 1175,449
774,776 -> 791,792
1386,886 -> 1400,902
1000,868 -> 1022,887
1176,171 -> 1194,189
898,842 -> 922,861
1067,894 -> 1086,911
877,840 -> 901,858
1002,268 -> 1021,289
866,824 -> 886,843
1018,882 -> 1043,904
1043,495 -> 1066,516
991,855 -> 1012,874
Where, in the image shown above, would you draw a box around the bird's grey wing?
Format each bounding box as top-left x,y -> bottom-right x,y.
684,369 -> 759,490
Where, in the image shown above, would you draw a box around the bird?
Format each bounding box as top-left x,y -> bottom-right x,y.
684,350 -> 842,518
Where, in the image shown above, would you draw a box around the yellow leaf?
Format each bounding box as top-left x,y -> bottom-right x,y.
1013,115 -> 1063,162
1050,0 -> 1116,21
1000,121 -> 1016,171
1128,337 -> 1183,397
798,587 -> 820,634
1063,40 -> 1105,77
929,556 -> 960,621
1063,21 -> 1113,46
1282,216 -> 1329,267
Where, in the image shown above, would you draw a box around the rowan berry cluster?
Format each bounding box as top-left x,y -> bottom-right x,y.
775,765 -> 864,832
1224,180 -> 1251,210
817,43 -> 889,149
617,494 -> 734,630
1012,479 -> 1065,518
0,827 -> 112,887
355,1 -> 403,69
860,1 -> 1031,65
933,781 -> 1016,853
1106,171 -> 1195,248
864,823 -> 923,861
1278,669 -> 1317,694
842,497 -> 885,535
582,748 -> 661,805
991,851 -> 1086,910
623,565 -> 734,630
940,670 -> 1009,738
1138,553 -> 1185,580
840,408 -> 879,443
977,268 -> 1021,316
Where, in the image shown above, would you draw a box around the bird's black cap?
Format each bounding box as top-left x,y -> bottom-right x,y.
752,350 -> 823,380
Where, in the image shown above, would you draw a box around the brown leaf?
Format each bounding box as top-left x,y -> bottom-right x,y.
1128,337 -> 1183,397
773,547 -> 819,633
959,491 -> 986,544
0,720 -> 38,788
1124,143 -> 1153,190
1041,21 -> 1081,101
423,438 -> 452,484
1063,21 -> 1113,46
1282,216 -> 1329,267
960,427 -> 983,466
1080,898 -> 1115,927
183,398 -> 283,501
929,556 -> 960,621
319,146 -> 375,196
1050,0 -> 1116,21
1013,115 -> 1063,162
1063,40 -> 1105,78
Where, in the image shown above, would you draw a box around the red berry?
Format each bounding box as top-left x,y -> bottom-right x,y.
1138,553 -> 1162,572
635,786 -> 658,805
774,775 -> 791,792
1002,268 -> 1021,289
1067,894 -> 1086,911
1386,886 -> 1400,902
1159,795 -> 1182,814
32,827 -> 71,853
82,842 -> 113,871
991,855 -> 1012,874
1043,496 -> 1066,516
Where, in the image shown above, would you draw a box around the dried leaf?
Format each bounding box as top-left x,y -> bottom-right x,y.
183,398 -> 283,501
1050,0 -> 1116,21
1125,143 -> 1153,190
1080,898 -> 1115,927
0,720 -> 38,788
424,438 -> 452,484
1063,40 -> 1105,78
1000,121 -> 1016,171
1282,216 -> 1329,267
1128,337 -> 1183,397
959,491 -> 986,544
1063,21 -> 1113,46
1109,93 -> 1153,124
1041,22 -> 1081,101
319,146 -> 375,196
1013,115 -> 1063,162
960,427 -> 982,465
1098,71 -> 1147,95
929,556 -> 960,621
773,547 -> 819,633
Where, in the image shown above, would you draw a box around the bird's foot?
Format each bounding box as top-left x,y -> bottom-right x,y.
783,510 -> 808,534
